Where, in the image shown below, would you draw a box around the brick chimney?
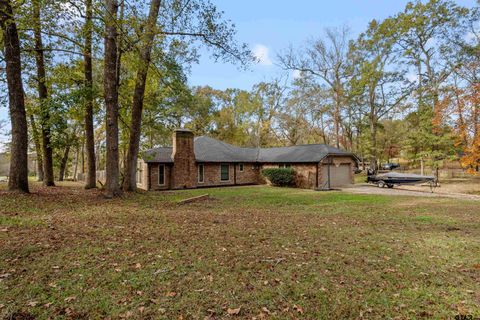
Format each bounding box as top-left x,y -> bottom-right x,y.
172,129 -> 197,189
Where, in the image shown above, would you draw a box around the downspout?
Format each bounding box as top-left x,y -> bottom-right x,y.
315,162 -> 319,189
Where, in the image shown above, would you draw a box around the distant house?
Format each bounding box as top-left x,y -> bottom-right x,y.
138,129 -> 358,190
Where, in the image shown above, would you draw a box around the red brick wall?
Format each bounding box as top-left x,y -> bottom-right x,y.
196,163 -> 260,187
145,157 -> 356,190
149,163 -> 172,191
172,130 -> 197,189
234,163 -> 260,185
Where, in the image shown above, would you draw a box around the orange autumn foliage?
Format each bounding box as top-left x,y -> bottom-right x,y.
459,83 -> 480,174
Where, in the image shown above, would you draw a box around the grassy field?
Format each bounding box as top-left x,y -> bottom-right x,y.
0,182 -> 479,319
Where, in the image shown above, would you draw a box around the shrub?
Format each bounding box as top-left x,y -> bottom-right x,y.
261,168 -> 295,187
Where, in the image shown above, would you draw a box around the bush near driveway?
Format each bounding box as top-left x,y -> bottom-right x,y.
261,168 -> 295,186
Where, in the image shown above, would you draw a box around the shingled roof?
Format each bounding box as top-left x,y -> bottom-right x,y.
142,136 -> 357,163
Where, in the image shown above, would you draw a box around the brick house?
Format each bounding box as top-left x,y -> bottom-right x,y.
137,129 -> 358,191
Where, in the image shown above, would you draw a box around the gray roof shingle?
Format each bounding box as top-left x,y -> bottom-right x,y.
142,136 -> 357,163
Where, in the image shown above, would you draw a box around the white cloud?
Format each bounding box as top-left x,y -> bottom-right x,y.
292,70 -> 302,79
252,44 -> 273,66
406,72 -> 417,83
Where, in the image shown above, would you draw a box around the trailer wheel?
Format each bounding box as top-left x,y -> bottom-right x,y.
387,184 -> 394,188
378,181 -> 386,188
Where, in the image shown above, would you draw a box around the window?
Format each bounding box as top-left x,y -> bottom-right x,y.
136,163 -> 143,184
158,164 -> 165,185
220,164 -> 229,181
279,164 -> 291,168
239,163 -> 244,172
198,164 -> 204,183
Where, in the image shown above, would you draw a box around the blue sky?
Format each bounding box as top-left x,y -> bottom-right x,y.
0,0 -> 477,148
188,0 -> 477,90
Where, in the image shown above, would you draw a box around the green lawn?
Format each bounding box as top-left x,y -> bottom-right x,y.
0,183 -> 479,319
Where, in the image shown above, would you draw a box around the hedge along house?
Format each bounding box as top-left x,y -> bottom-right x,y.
137,129 -> 359,191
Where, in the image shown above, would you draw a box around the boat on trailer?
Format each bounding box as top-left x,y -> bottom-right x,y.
367,172 -> 436,189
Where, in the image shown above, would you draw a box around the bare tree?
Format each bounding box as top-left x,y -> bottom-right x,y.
278,26 -> 353,148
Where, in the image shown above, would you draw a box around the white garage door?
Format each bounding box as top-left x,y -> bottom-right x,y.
321,164 -> 352,188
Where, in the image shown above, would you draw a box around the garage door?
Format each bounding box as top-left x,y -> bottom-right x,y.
321,164 -> 351,188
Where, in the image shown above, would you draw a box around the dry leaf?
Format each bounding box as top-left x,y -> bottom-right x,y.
27,301 -> 38,307
44,302 -> 53,308
293,304 -> 304,314
227,307 -> 241,315
135,263 -> 142,269
261,307 -> 271,315
166,292 -> 177,297
64,296 -> 76,302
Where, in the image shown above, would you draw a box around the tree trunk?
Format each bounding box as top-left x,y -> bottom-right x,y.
334,86 -> 341,148
104,0 -> 121,197
0,0 -> 29,192
33,1 -> 55,186
369,117 -> 378,173
123,0 -> 161,192
58,144 -> 70,181
29,114 -> 44,181
73,145 -> 79,181
84,0 -> 96,189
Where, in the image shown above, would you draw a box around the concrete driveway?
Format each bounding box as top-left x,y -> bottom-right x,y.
342,183 -> 480,201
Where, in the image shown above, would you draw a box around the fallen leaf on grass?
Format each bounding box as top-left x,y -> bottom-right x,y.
261,307 -> 271,315
134,263 -> 142,269
44,302 -> 53,308
165,292 -> 177,297
64,296 -> 76,302
0,273 -> 11,278
227,307 -> 241,315
27,301 -> 39,307
293,304 -> 304,314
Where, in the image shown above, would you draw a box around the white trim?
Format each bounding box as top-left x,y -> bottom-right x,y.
220,163 -> 230,182
198,163 -> 205,183
158,164 -> 165,186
